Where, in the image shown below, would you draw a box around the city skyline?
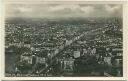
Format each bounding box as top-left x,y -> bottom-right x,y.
5,2 -> 123,77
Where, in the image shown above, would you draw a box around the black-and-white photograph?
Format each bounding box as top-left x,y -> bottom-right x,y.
5,2 -> 123,77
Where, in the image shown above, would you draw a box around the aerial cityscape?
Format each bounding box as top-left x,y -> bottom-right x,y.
5,3 -> 123,77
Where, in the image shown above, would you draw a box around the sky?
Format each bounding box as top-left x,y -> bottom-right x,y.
5,3 -> 122,18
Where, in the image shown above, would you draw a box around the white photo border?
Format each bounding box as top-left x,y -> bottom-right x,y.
0,0 -> 128,80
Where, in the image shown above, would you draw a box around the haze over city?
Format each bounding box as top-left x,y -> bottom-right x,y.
6,4 -> 122,18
